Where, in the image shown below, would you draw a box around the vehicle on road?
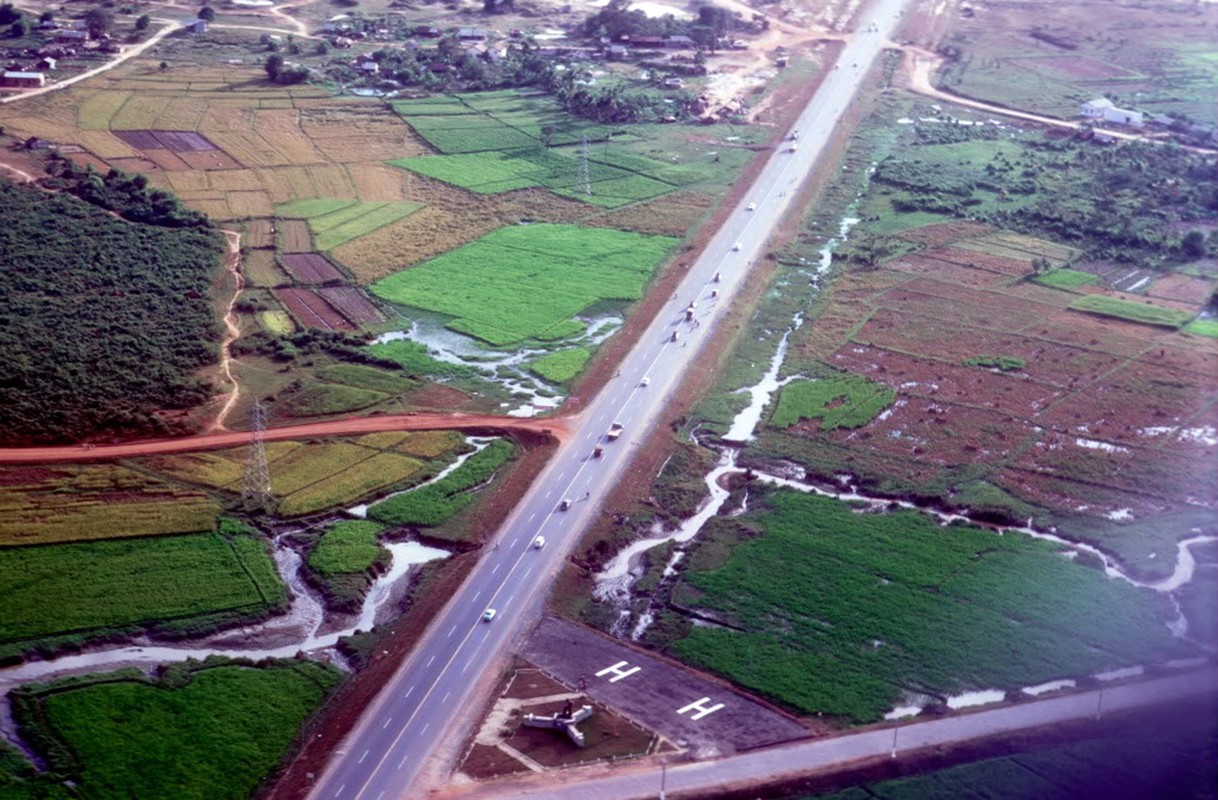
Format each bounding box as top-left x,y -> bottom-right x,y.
788,143 -> 798,153
560,499 -> 571,511
482,608 -> 497,622
593,445 -> 604,458
685,307 -> 695,321
732,242 -> 742,251
606,422 -> 624,442
533,536 -> 545,549
640,376 -> 650,386
714,271 -> 721,282
790,130 -> 799,140
747,202 -> 757,211
671,330 -> 680,342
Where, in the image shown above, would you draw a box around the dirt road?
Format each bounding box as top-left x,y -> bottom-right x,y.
0,22 -> 180,105
0,413 -> 572,464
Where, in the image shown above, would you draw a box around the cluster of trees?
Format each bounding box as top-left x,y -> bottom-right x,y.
583,0 -> 746,50
875,130 -> 1217,265
42,156 -> 212,228
233,329 -> 400,369
0,181 -> 224,444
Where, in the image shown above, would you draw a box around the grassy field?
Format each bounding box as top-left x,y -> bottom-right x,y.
0,466 -> 218,547
1069,295 -> 1193,328
370,224 -> 676,345
529,348 -> 592,384
769,374 -> 896,431
1184,317 -> 1218,337
306,520 -> 388,611
936,0 -> 1218,124
0,532 -> 285,658
667,491 -> 1188,723
368,439 -> 515,536
12,660 -> 340,800
1034,268 -> 1098,289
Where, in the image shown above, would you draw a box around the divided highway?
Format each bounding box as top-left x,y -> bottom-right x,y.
310,2 -> 911,797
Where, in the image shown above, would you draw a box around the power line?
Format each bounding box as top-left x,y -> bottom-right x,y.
242,400 -> 273,513
577,133 -> 592,197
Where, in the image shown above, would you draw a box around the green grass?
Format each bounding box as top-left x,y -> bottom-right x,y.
769,373 -> 896,430
308,520 -> 384,575
668,491 -> 1189,723
277,452 -> 424,517
368,439 -> 515,534
0,533 -> 286,650
370,224 -> 676,346
1034,268 -> 1098,289
306,520 -> 387,611
275,198 -> 356,218
365,339 -> 481,380
274,382 -> 388,417
15,661 -> 339,800
1069,295 -> 1193,328
529,348 -> 591,384
315,363 -> 418,394
1184,317 -> 1218,337
965,355 -> 1026,372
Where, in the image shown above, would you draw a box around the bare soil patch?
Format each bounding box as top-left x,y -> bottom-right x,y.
1146,274 -> 1217,307
278,220 -> 312,253
316,286 -> 385,326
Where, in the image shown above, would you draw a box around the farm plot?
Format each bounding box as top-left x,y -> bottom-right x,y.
280,253 -> 344,284
370,224 -> 677,345
886,253 -> 1013,288
1069,295 -> 1194,329
667,491 -> 1189,724
316,286 -> 385,325
875,278 -> 1060,334
0,532 -> 285,650
274,288 -> 351,330
0,465 -> 218,547
111,130 -> 242,170
16,661 -> 340,800
1146,274 -> 1217,307
392,147 -> 682,209
770,374 -> 895,431
276,199 -> 425,251
278,219 -> 313,253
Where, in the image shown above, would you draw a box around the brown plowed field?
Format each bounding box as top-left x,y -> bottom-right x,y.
279,219 -> 312,253
932,245 -> 1033,277
139,148 -> 191,171
178,149 -> 242,170
1017,313 -> 1171,357
1146,274 -> 1217,306
280,253 -> 344,284
317,286 -> 384,325
108,157 -> 160,173
887,254 -> 1011,288
897,220 -> 994,246
274,287 -> 350,331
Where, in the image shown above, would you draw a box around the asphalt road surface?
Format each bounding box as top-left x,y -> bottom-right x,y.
309,2 -> 912,798
450,668 -> 1218,800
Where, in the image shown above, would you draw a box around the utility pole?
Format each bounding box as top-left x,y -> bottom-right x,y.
577,133 -> 592,197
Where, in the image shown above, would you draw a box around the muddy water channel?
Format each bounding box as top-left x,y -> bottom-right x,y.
374,312 -> 622,417
593,218 -> 1217,717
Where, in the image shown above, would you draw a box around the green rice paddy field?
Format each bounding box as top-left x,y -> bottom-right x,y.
667,491 -> 1191,723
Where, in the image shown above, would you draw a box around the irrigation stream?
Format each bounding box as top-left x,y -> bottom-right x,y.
591,217 -> 1217,717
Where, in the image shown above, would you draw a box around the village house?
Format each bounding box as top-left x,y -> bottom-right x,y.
1,70 -> 45,88
55,29 -> 88,44
457,28 -> 489,41
181,18 -> 209,34
1079,97 -> 1143,128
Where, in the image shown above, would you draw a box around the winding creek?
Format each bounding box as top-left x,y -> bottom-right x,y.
592,216 -> 1218,716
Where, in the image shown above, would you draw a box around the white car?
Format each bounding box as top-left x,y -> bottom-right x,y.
482,608 -> 497,622
732,242 -> 742,251
533,536 -> 546,549
641,376 -> 650,387
560,499 -> 571,511
747,202 -> 757,211
788,143 -> 798,153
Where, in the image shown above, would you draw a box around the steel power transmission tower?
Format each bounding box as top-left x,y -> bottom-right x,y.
577,133 -> 592,197
242,401 -> 273,513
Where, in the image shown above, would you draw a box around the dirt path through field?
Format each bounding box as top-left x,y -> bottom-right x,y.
268,1 -> 312,37
207,231 -> 245,433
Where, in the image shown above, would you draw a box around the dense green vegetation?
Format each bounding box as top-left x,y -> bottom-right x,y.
368,439 -> 515,534
530,348 -> 591,384
274,199 -> 423,251
1184,317 -> 1218,337
306,520 -> 388,612
9,659 -> 339,800
667,490 -> 1187,723
0,532 -> 286,661
366,338 -> 481,380
370,224 -> 677,345
871,127 -> 1218,265
769,374 -> 895,431
43,156 -> 211,229
1069,295 -> 1194,328
0,179 -> 223,444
